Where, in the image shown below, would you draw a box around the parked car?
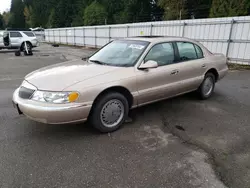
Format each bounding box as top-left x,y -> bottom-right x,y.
0,30 -> 39,51
12,37 -> 228,132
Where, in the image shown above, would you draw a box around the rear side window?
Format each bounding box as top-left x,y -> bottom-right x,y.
9,32 -> 22,38
23,32 -> 35,37
177,42 -> 198,61
194,44 -> 204,58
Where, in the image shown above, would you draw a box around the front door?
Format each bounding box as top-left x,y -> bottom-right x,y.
0,31 -> 10,47
9,31 -> 23,48
136,42 -> 181,106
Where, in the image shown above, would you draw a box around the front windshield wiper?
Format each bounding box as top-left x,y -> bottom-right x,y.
89,59 -> 108,65
118,63 -> 132,67
89,60 -> 131,67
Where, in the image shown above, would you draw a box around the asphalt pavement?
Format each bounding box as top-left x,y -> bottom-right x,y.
0,44 -> 249,188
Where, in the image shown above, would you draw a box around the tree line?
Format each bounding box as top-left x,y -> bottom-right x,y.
0,0 -> 249,29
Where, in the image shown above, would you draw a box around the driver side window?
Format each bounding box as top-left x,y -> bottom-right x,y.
144,43 -> 175,66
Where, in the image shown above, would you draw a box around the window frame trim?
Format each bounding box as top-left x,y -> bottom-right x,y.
194,43 -> 204,59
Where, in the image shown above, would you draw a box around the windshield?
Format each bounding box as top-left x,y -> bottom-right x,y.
89,40 -> 149,67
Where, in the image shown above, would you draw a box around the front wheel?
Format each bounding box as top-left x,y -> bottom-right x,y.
21,42 -> 32,52
197,73 -> 215,100
89,92 -> 129,133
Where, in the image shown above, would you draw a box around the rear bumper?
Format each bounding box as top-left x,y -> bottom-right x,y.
31,41 -> 39,47
218,67 -> 228,80
12,88 -> 92,124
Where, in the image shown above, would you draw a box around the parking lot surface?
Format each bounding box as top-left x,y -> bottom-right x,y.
0,44 -> 250,188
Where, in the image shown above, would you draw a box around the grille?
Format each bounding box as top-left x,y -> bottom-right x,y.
19,87 -> 35,99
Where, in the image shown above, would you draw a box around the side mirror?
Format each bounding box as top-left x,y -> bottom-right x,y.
139,60 -> 158,69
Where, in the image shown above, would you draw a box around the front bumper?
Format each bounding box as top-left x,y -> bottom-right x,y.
12,88 -> 92,124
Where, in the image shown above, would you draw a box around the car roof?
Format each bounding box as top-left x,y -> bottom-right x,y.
125,36 -> 197,43
6,28 -> 32,31
10,31 -> 33,33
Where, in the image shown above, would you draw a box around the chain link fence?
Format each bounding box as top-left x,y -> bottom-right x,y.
45,16 -> 250,65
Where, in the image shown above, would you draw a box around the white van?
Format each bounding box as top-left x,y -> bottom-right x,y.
0,30 -> 39,51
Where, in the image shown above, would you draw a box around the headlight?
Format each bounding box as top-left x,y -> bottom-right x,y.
31,91 -> 79,103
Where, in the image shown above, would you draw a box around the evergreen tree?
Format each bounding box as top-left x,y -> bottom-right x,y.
46,0 -> 85,27
151,0 -> 164,21
24,6 -> 33,28
71,0 -> 85,26
29,0 -> 52,27
14,0 -> 250,28
23,0 -> 33,6
210,0 -> 250,17
2,12 -> 11,28
101,0 -> 124,24
114,0 -> 153,23
84,1 -> 107,25
47,9 -> 57,28
186,0 -> 212,19
158,0 -> 188,20
9,0 -> 25,28
0,14 -> 4,29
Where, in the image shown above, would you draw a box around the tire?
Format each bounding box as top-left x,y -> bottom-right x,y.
24,50 -> 33,56
198,72 -> 215,100
90,92 -> 129,133
21,42 -> 32,52
15,51 -> 21,56
52,44 -> 59,47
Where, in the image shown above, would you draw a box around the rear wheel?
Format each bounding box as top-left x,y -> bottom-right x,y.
198,73 -> 215,100
90,92 -> 129,133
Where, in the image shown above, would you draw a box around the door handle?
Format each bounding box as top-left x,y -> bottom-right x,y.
202,64 -> 207,68
171,70 -> 179,75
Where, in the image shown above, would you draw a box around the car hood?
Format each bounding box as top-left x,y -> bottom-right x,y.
25,59 -> 121,91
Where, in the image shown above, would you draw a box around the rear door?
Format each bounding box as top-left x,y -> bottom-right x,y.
174,41 -> 208,93
9,31 -> 23,47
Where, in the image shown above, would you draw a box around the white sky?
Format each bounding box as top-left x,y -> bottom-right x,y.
0,0 -> 11,13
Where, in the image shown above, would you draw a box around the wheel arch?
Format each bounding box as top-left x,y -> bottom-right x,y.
91,86 -> 134,109
206,68 -> 219,82
21,41 -> 32,50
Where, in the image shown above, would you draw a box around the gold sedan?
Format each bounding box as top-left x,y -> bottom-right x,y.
13,37 -> 228,132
